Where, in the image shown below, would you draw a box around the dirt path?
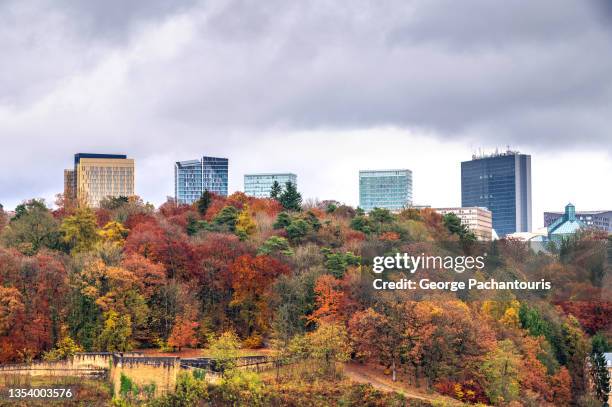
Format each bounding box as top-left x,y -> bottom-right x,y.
343,362 -> 466,406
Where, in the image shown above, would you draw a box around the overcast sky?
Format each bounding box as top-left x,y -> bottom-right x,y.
1,0 -> 611,228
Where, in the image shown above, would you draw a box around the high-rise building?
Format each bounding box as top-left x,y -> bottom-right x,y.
64,153 -> 135,207
63,169 -> 75,201
544,209 -> 611,233
434,207 -> 493,241
244,173 -> 297,198
461,150 -> 531,237
359,169 -> 412,212
175,156 -> 228,204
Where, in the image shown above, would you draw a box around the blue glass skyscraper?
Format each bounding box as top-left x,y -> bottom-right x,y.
461,151 -> 531,237
175,156 -> 228,204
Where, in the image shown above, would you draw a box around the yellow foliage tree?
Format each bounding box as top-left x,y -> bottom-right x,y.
235,204 -> 256,239
98,221 -> 128,246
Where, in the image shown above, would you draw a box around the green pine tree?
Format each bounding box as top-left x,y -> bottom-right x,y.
197,190 -> 212,216
270,181 -> 282,199
590,351 -> 611,404
279,181 -> 302,211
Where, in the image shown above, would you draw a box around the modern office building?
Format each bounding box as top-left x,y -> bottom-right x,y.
434,207 -> 493,241
544,209 -> 611,233
64,153 -> 135,207
63,169 -> 76,201
175,156 -> 228,204
461,150 -> 531,237
359,169 -> 413,212
244,173 -> 297,198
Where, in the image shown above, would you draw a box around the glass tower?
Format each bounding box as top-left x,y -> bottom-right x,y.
359,169 -> 413,212
461,151 -> 531,237
244,173 -> 297,198
175,156 -> 228,204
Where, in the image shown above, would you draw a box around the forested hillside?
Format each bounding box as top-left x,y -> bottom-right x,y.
0,191 -> 609,406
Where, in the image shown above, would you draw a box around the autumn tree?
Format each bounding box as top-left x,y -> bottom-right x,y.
349,307 -> 404,381
120,253 -> 166,299
60,206 -> 99,253
479,340 -> 521,405
305,322 -> 351,377
270,270 -> 318,345
98,220 -> 128,246
0,286 -> 26,362
560,316 -> 590,401
96,310 -> 132,351
43,336 -> 83,361
229,255 -> 290,337
308,274 -> 344,324
78,260 -> 148,345
208,330 -> 241,375
1,199 -> 60,254
235,204 -> 256,239
168,315 -> 199,351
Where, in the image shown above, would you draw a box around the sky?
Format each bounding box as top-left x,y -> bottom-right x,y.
0,0 -> 611,228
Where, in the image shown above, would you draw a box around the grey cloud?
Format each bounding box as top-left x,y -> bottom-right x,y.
137,0 -> 612,149
1,0 -> 612,208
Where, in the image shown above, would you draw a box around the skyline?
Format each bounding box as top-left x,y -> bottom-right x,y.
1,0 -> 612,228
1,136 -> 610,231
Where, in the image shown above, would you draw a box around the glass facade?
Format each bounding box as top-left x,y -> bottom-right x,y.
359,169 -> 412,212
244,173 -> 297,198
461,152 -> 531,237
68,153 -> 134,208
175,156 -> 228,204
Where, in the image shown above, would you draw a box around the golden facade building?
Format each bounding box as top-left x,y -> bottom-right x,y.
63,169 -> 76,201
434,207 -> 493,241
65,154 -> 135,207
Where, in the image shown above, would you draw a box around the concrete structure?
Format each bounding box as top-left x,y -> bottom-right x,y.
359,169 -> 413,212
545,209 -> 611,233
244,173 -> 297,198
64,153 -> 135,207
174,156 -> 228,204
461,150 -> 532,237
434,207 -> 493,241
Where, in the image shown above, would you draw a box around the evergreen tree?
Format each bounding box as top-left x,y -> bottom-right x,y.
279,181 -> 302,211
590,350 -> 611,404
443,212 -> 477,243
591,333 -> 611,404
213,206 -> 238,232
273,212 -> 292,229
197,190 -> 212,216
270,181 -> 282,200
286,219 -> 309,243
